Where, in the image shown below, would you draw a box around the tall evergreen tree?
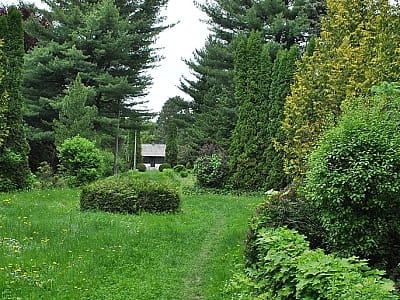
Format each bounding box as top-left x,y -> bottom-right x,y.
0,7 -> 31,191
180,0 -> 326,155
165,119 -> 178,167
53,73 -> 97,146
282,0 -> 400,179
229,32 -> 275,190
0,40 -> 8,148
264,45 -> 300,189
23,0 -> 168,168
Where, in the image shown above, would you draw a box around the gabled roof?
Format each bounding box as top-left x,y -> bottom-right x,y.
142,144 -> 166,157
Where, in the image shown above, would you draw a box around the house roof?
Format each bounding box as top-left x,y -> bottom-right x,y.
142,144 -> 166,157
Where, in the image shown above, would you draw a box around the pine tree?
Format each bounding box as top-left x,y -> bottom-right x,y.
0,7 -> 31,191
181,0 -> 326,155
282,0 -> 400,180
54,74 -> 97,146
23,0 -> 168,169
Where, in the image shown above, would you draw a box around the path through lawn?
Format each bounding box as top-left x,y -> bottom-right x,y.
0,189 -> 263,299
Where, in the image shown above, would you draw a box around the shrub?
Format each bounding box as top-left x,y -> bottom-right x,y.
229,227 -> 398,299
173,164 -> 185,173
180,171 -> 188,178
80,176 -> 180,214
136,163 -> 147,172
100,150 -> 127,177
159,163 -> 171,172
244,185 -> 324,267
58,136 -> 104,186
305,82 -> 400,273
193,154 -> 228,188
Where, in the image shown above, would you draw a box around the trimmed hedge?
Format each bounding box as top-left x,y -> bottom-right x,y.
230,227 -> 398,299
80,176 -> 180,214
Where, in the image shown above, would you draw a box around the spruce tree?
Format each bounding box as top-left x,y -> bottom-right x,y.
0,7 -> 31,191
23,0 -> 168,169
53,74 -> 97,146
282,0 -> 400,179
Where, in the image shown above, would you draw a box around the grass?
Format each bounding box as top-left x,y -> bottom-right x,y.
0,173 -> 263,299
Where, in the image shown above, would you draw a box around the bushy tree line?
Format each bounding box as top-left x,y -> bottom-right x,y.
23,0 -> 168,172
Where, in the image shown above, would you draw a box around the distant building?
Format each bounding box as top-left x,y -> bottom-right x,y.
142,144 -> 166,170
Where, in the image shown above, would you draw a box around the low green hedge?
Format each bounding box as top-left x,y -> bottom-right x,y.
230,227 -> 398,299
80,176 -> 180,214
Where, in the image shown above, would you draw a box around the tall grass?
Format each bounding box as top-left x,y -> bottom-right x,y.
0,174 -> 262,299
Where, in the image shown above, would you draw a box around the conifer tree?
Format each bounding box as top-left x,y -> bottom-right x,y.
23,0 -> 168,169
0,7 -> 31,191
264,45 -> 300,189
0,40 -> 8,147
229,32 -> 275,190
165,120 -> 178,167
282,0 -> 400,179
53,74 -> 97,146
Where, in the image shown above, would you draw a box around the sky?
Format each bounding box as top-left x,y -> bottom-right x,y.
0,0 -> 210,114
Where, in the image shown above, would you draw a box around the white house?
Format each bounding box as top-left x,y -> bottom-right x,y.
142,144 -> 166,170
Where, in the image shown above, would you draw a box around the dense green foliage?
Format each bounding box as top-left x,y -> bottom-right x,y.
229,32 -> 299,191
136,163 -> 146,172
23,0 -> 167,169
305,82 -> 400,273
80,176 -> 180,214
58,136 -> 104,186
53,74 -> 97,146
158,163 -> 171,172
193,154 -> 228,188
282,0 -> 400,179
229,32 -> 273,190
244,187 -> 324,267
165,120 -> 178,167
0,7 -> 31,192
230,227 -> 397,299
179,1 -> 326,158
0,40 -> 8,148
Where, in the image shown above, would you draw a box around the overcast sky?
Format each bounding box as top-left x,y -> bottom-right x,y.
1,0 -> 210,114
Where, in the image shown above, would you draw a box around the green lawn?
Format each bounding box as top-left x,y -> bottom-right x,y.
0,181 -> 263,299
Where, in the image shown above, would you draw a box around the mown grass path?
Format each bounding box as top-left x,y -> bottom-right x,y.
0,189 -> 263,299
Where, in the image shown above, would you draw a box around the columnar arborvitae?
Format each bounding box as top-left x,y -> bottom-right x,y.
264,45 -> 300,189
282,0 -> 400,179
165,120 -> 178,167
229,32 -> 275,190
0,39 -> 8,147
0,7 -> 31,191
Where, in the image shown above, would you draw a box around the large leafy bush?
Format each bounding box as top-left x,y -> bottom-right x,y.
80,176 -> 180,214
230,227 -> 397,299
58,136 -> 104,186
244,186 -> 324,267
193,154 -> 228,188
306,82 -> 400,273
